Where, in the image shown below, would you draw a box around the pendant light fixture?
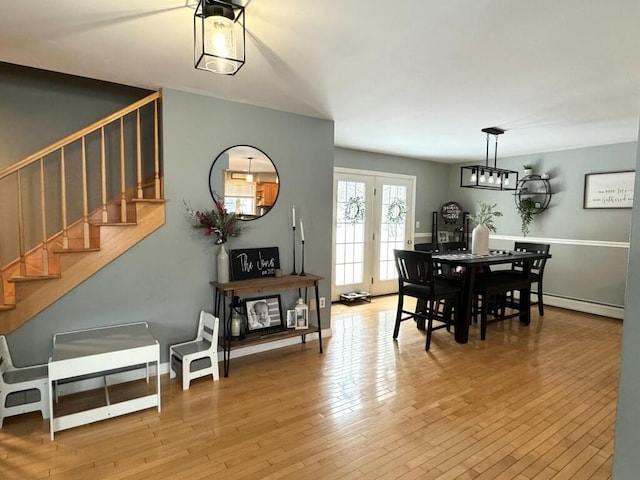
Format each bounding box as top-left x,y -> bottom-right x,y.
194,0 -> 246,75
245,157 -> 254,182
460,127 -> 519,191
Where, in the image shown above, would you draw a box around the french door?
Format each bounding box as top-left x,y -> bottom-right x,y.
332,168 -> 415,300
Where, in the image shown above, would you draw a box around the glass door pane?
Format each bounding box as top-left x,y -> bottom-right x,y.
334,179 -> 366,288
371,176 -> 414,296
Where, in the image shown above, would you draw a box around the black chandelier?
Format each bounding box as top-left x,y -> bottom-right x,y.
194,0 -> 246,75
460,127 -> 518,191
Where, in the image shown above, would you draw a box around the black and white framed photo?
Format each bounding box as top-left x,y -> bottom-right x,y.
286,310 -> 296,328
437,231 -> 450,243
244,295 -> 283,333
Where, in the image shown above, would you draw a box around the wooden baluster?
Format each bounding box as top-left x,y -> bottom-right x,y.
81,137 -> 90,249
39,157 -> 49,275
0,234 -> 4,303
120,117 -> 127,222
154,99 -> 161,200
100,127 -> 108,223
16,170 -> 26,276
136,108 -> 143,199
60,147 -> 69,249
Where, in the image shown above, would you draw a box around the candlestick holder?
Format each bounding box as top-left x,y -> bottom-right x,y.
300,240 -> 306,276
291,225 -> 298,275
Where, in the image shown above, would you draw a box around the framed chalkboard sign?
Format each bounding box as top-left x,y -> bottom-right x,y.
440,201 -> 463,224
230,247 -> 280,281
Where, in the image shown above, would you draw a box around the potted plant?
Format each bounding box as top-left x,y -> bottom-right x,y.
516,197 -> 536,237
468,201 -> 502,255
523,164 -> 534,177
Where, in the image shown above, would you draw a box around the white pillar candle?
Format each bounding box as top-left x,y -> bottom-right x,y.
292,206 -> 296,227
300,220 -> 305,241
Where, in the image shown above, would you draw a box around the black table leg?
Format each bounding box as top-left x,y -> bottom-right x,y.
315,281 -> 323,353
520,262 -> 532,325
455,269 -> 475,343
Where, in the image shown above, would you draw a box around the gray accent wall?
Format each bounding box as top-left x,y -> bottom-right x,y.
0,62 -> 152,170
448,142 -> 637,307
8,87 -> 334,365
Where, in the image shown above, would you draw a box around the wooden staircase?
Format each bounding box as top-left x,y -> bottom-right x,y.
0,92 -> 164,334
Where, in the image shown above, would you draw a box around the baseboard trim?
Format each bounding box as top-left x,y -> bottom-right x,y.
55,328 -> 333,396
513,291 -> 624,319
543,295 -> 624,319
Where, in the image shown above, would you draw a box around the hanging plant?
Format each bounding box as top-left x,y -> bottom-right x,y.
386,198 -> 407,224
517,197 -> 536,236
343,196 -> 365,224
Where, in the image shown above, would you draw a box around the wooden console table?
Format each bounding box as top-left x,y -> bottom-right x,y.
211,274 -> 324,377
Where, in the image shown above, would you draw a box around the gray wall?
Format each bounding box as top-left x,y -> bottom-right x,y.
0,62 -> 151,169
334,147 -> 452,235
8,88 -> 334,365
613,124 -> 640,478
448,142 -> 637,307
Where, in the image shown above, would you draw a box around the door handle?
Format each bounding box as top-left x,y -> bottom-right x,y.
407,240 -> 413,245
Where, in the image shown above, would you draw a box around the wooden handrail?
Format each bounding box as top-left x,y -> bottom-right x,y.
1,90 -> 162,288
0,91 -> 161,181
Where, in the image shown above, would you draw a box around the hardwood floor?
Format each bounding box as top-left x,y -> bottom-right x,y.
0,296 -> 620,479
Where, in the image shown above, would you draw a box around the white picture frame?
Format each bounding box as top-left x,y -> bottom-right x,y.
584,170 -> 635,209
286,310 -> 296,328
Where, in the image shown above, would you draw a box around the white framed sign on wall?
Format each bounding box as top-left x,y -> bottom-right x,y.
583,170 -> 635,209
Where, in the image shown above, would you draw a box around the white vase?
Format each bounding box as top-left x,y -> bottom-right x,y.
217,244 -> 230,283
471,224 -> 490,255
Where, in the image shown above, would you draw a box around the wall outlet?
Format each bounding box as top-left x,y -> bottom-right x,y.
416,220 -> 420,229
319,297 -> 326,309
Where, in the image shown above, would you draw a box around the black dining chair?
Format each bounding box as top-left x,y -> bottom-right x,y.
393,249 -> 461,351
414,242 -> 439,252
436,241 -> 468,278
509,242 -> 551,316
438,241 -> 467,252
473,270 -> 533,340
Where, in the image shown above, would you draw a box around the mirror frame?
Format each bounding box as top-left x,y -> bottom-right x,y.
208,145 -> 280,221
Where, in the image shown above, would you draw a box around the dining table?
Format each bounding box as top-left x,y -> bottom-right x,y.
432,249 -> 552,343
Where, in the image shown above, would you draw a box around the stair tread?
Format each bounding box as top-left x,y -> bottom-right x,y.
90,222 -> 137,226
53,247 -> 101,253
132,198 -> 165,203
9,274 -> 62,283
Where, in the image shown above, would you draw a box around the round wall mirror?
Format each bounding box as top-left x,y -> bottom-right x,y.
208,145 -> 279,221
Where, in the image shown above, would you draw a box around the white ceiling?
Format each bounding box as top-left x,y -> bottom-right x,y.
1,0 -> 639,163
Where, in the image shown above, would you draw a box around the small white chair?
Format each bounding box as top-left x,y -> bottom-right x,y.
0,335 -> 50,427
169,311 -> 220,390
